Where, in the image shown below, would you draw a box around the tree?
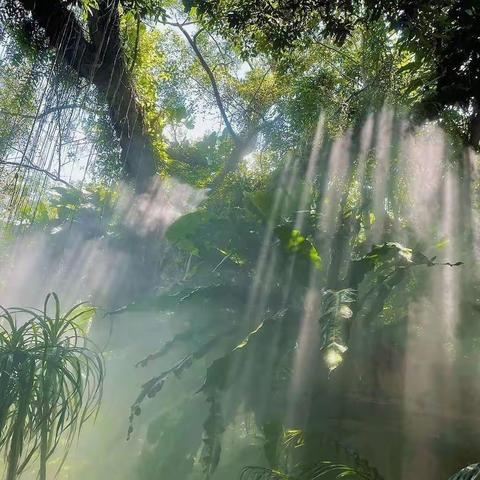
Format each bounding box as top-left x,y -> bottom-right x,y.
1,0 -> 168,190
160,12 -> 286,187
187,0 -> 480,149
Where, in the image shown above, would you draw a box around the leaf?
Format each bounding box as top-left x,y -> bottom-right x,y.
165,210 -> 210,253
240,466 -> 291,479
443,261 -> 464,267
50,186 -> 84,206
283,428 -> 305,449
200,393 -> 224,477
338,305 -> 353,319
199,310 -> 287,395
435,237 -> 449,250
34,201 -> 57,223
449,463 -> 480,480
404,77 -> 425,96
275,225 -> 322,269
67,304 -> 96,334
248,190 -> 276,218
348,242 -> 415,287
128,326 -> 237,439
323,342 -> 348,372
397,60 -> 421,75
319,290 -> 355,372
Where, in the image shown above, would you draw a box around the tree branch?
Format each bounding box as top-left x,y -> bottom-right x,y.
0,104 -> 101,120
0,160 -> 75,188
176,24 -> 238,142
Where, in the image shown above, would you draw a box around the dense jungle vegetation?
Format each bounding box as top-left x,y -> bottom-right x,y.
0,1 -> 480,479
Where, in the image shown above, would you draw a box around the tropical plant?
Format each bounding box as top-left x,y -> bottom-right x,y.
242,461 -> 480,480
187,0 -> 480,149
240,463 -> 381,480
242,445 -> 480,480
240,426 -> 385,480
448,464 -> 480,480
121,188 -> 463,477
0,293 -> 104,480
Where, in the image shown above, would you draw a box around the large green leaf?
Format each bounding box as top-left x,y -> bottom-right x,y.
165,210 -> 211,254
247,190 -> 276,218
275,225 -> 322,269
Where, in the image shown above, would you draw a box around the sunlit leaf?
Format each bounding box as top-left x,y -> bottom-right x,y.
435,237 -> 449,250
275,225 -> 322,269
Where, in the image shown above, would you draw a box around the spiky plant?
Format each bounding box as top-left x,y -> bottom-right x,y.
0,307 -> 38,480
0,293 -> 104,480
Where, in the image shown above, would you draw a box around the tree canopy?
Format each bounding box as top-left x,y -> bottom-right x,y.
188,0 -> 480,148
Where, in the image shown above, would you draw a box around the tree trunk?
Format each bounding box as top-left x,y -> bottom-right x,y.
210,131 -> 257,189
6,384 -> 30,480
39,380 -> 49,480
18,0 -> 159,191
470,108 -> 480,150
39,419 -> 47,480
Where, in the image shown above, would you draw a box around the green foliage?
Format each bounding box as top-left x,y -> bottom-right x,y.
240,432 -> 386,480
119,167 -> 464,476
121,0 -> 168,20
187,0 -> 480,147
122,13 -> 168,142
127,324 -> 236,440
243,458 -> 480,480
449,464 -> 480,480
167,133 -> 233,186
165,210 -> 211,255
275,225 -> 322,270
0,2 -> 476,478
27,184 -> 118,240
319,289 -> 355,372
240,463 -> 380,480
198,310 -> 287,396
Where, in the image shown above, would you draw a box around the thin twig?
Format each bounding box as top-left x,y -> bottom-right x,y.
0,104 -> 100,120
0,160 -> 76,188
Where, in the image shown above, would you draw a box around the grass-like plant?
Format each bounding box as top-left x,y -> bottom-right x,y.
0,293 -> 104,480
